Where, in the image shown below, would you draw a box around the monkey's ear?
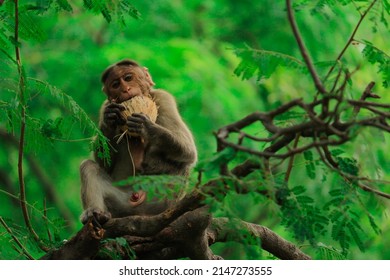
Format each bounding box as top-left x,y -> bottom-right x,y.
102,86 -> 110,98
143,67 -> 155,87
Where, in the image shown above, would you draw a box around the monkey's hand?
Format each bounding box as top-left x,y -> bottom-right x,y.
103,103 -> 126,128
126,113 -> 156,139
80,207 -> 112,225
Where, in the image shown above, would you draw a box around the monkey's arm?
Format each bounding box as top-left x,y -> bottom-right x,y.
94,101 -> 126,173
127,89 -> 197,165
147,119 -> 197,163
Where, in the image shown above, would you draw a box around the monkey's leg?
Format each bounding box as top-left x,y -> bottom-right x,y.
80,159 -> 149,223
79,159 -> 115,224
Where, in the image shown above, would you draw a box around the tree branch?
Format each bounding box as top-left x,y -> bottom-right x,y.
0,128 -> 75,227
286,0 -> 326,94
14,0 -> 45,249
209,218 -> 311,260
325,0 -> 379,80
0,217 -> 34,260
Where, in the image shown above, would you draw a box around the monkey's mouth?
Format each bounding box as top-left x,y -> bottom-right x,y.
128,190 -> 146,207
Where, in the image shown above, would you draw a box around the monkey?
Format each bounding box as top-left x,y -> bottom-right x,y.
80,59 -> 197,224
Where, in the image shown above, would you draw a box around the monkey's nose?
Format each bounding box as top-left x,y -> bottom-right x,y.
121,86 -> 130,93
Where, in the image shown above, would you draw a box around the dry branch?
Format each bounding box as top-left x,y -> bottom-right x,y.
40,200 -> 310,260
210,218 -> 311,260
215,80 -> 390,199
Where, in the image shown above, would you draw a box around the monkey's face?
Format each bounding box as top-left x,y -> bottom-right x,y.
104,65 -> 151,103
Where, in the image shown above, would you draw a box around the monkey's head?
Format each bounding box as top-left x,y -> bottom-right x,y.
101,59 -> 155,103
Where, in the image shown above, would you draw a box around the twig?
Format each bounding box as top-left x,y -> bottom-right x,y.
325,0 -> 379,80
315,146 -> 390,199
43,198 -> 53,242
352,81 -> 378,115
348,100 -> 390,109
0,128 -> 76,226
14,0 -> 33,239
286,0 -> 327,94
0,217 -> 35,260
14,0 -> 48,251
284,134 -> 301,182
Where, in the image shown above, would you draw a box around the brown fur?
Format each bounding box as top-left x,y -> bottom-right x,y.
80,60 -> 197,223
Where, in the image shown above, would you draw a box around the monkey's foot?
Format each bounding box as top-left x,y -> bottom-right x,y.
80,208 -> 112,225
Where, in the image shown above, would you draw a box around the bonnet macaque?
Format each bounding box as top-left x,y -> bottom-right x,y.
80,59 -> 197,223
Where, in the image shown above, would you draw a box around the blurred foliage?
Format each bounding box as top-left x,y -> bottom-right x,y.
0,0 -> 389,260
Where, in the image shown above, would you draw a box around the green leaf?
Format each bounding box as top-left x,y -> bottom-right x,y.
367,214 -> 381,235
18,10 -> 46,42
234,46 -> 306,82
115,237 -> 128,247
296,195 -> 314,204
291,185 -> 306,196
330,148 -> 345,157
82,0 -> 140,26
361,40 -> 390,88
56,0 -> 73,12
324,197 -> 344,211
336,157 -> 359,176
195,147 -> 237,173
27,78 -> 110,160
317,243 -> 346,260
303,150 -> 316,180
347,221 -> 365,252
329,188 -> 345,197
40,117 -> 64,139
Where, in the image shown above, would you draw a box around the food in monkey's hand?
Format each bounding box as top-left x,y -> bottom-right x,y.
120,95 -> 158,136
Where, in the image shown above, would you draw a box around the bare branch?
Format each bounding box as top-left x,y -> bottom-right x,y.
209,218 -> 311,260
325,0 -> 379,80
286,0 -> 326,94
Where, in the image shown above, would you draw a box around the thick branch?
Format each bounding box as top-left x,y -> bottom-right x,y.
209,218 -> 311,260
40,220 -> 103,260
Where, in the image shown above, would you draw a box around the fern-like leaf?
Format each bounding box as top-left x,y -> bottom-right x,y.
347,220 -> 365,252
317,243 -> 346,260
336,156 -> 359,176
303,150 -> 316,180
83,0 -> 140,26
17,7 -> 46,42
195,147 -> 237,174
234,46 -> 306,82
277,184 -> 329,244
56,0 -> 73,12
27,78 -> 110,160
360,40 -> 390,88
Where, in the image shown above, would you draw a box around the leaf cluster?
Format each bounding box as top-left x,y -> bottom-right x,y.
360,40 -> 390,88
277,184 -> 329,245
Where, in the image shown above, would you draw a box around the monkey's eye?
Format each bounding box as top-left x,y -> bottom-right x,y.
111,80 -> 120,89
124,74 -> 133,82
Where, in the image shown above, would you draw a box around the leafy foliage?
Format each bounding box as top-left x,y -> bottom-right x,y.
83,0 -> 140,26
360,40 -> 390,88
0,0 -> 389,260
277,184 -> 329,244
325,186 -> 367,254
303,150 -> 316,180
316,243 -> 346,260
234,46 -> 306,82
115,175 -> 190,201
